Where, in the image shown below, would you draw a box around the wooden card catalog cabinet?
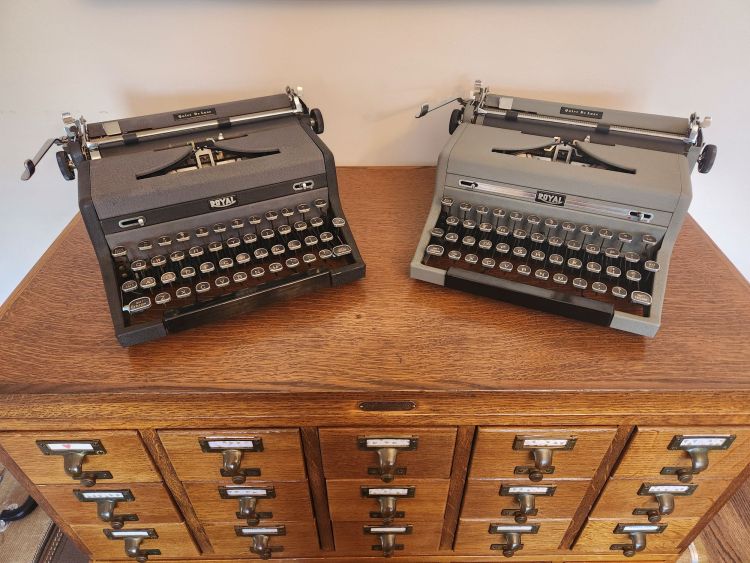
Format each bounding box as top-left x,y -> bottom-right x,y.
1,169 -> 750,562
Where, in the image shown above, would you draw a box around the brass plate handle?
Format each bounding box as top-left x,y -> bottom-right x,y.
489,523 -> 539,558
37,440 -> 112,486
364,524 -> 412,558
633,483 -> 697,522
235,525 -> 285,560
74,489 -> 137,529
361,486 -> 415,522
512,436 -> 576,482
660,434 -> 735,483
219,486 -> 276,525
357,437 -> 418,483
609,523 -> 666,557
104,528 -> 160,562
199,438 -> 264,484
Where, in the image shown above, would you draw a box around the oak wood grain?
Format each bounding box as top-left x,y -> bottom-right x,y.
73,521 -> 200,559
202,520 -> 320,558
573,518 -> 699,553
91,556 -> 679,562
331,520 -> 443,555
453,517 -> 571,554
300,427 -> 335,551
439,425 -> 474,549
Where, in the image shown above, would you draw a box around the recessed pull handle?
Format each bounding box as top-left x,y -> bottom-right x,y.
199,438 -> 264,484
512,436 -> 576,482
358,437 -> 418,482
610,523 -> 665,557
37,440 -> 111,486
660,434 -> 735,483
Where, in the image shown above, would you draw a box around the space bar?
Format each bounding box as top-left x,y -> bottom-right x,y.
445,267 -> 614,326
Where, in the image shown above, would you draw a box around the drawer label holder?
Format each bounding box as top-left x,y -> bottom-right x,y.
364,524 -> 412,556
74,488 -> 137,529
661,434 -> 736,483
36,439 -> 112,487
489,523 -> 539,557
499,484 -> 556,522
610,523 -> 666,557
361,485 -> 416,521
235,525 -> 285,558
632,482 -> 698,521
358,436 -> 418,483
104,528 -> 160,560
512,436 -> 576,482
199,437 -> 264,484
220,486 -> 276,525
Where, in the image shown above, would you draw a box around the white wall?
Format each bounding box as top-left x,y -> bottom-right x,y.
1,0 -> 749,303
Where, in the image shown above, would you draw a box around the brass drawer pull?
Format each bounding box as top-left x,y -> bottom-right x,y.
364,524 -> 413,557
235,525 -> 286,560
36,439 -> 111,486
357,437 -> 418,482
512,436 -> 576,482
104,528 -> 160,562
199,437 -> 264,484
660,434 -> 735,483
633,483 -> 697,522
489,523 -> 539,557
609,523 -> 666,557
361,486 -> 416,522
499,484 -> 556,523
219,486 -> 276,525
74,489 -> 137,529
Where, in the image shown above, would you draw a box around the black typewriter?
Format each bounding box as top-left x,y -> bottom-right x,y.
22,87 -> 365,346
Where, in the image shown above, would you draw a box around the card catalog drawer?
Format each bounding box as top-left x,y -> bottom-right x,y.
471,427 -> 617,480
73,522 -> 199,560
613,427 -> 750,482
461,479 -> 590,520
327,479 -> 449,522
158,429 -> 306,483
591,478 -> 730,521
573,518 -> 699,556
332,521 -> 443,556
0,431 -> 160,485
204,520 -> 319,558
454,518 -> 570,555
319,427 -> 456,481
185,481 -> 313,524
38,482 -> 182,527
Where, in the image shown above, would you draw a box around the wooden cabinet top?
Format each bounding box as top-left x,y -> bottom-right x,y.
1,167 -> 749,401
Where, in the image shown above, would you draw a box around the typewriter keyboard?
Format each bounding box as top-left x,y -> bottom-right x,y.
421,197 -> 661,316
111,198 -> 354,325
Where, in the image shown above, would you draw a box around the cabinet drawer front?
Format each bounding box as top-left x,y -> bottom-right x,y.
158,429 -> 306,482
454,518 -> 570,554
332,521 -> 443,555
185,481 -> 313,523
73,522 -> 199,559
39,482 -> 182,526
592,478 -> 730,519
573,518 -> 699,554
327,479 -> 449,522
613,426 -> 750,481
0,431 -> 160,485
319,427 -> 456,480
470,427 -> 617,480
461,479 -> 590,519
204,520 -> 319,558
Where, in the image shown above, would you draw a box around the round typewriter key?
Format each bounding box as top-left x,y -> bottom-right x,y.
549,254 -> 564,266
448,250 -> 462,261
496,226 -> 510,237
642,234 -> 658,246
631,290 -> 653,306
196,227 -> 209,238
580,225 -> 594,236
535,269 -> 549,281
233,271 -> 248,283
271,244 -> 285,256
463,219 -> 476,230
288,240 -> 302,251
157,236 -> 172,246
281,207 -> 294,218
170,250 -> 185,263
618,232 -> 633,244
121,280 -> 138,293
566,239 -> 582,251
544,218 -> 558,230
303,253 -> 317,264
278,224 -> 294,237
319,249 -> 333,260
332,217 -> 346,228
208,241 -> 223,253
517,264 -> 531,276
482,257 -> 496,268
499,261 -> 513,272
176,286 -> 191,299
286,257 -> 300,269
176,232 -> 191,242
304,235 -> 319,247
492,208 -> 506,222
310,217 -> 324,228
293,221 -> 307,232
431,227 -> 445,238
125,296 -> 151,314
231,219 -> 245,230
462,235 -> 476,247
459,202 -> 472,213
137,240 -> 152,251
441,196 -> 454,208
513,246 -> 527,258
445,232 -> 459,243
195,281 -> 211,293
509,211 -> 523,222
644,260 -> 660,273
513,228 -> 527,240
219,258 -> 234,269
161,272 -> 177,285
585,244 -> 600,255
567,257 -> 582,270
265,210 -> 279,222
573,277 -> 588,290
599,228 -> 613,240
227,237 -> 241,248
297,203 -> 311,215
531,250 -> 545,262
478,239 -> 492,251
215,276 -> 230,288
624,251 -> 641,263
531,232 -> 546,244
212,224 -> 226,234
587,261 -> 602,274
250,267 -> 266,278
112,246 -> 127,258
243,233 -> 257,245
236,253 -> 251,265
605,247 -> 620,259
189,246 -> 204,258
254,248 -> 269,260
527,214 -> 541,227
269,262 -> 283,274
426,244 -> 444,257
548,236 -> 563,247
131,259 -> 147,272
553,273 -> 568,285
496,242 -> 510,254
561,222 -> 576,233
320,232 -> 334,243
626,269 -> 642,282
314,198 -> 328,210
606,266 -> 621,278
248,216 -> 261,226
465,253 -> 479,265
180,266 -> 196,279
446,216 -> 460,227
199,262 -> 215,274
475,205 -> 489,217
155,292 -> 171,305
260,228 -> 274,240
479,222 -> 493,233
612,286 -> 627,299
151,255 -> 167,267
592,281 -> 607,294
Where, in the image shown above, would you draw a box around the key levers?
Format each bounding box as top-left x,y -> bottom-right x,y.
23,87 -> 364,346
412,81 -> 717,336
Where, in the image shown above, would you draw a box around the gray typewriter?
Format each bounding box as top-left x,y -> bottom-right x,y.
22,87 -> 364,346
411,80 -> 717,336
